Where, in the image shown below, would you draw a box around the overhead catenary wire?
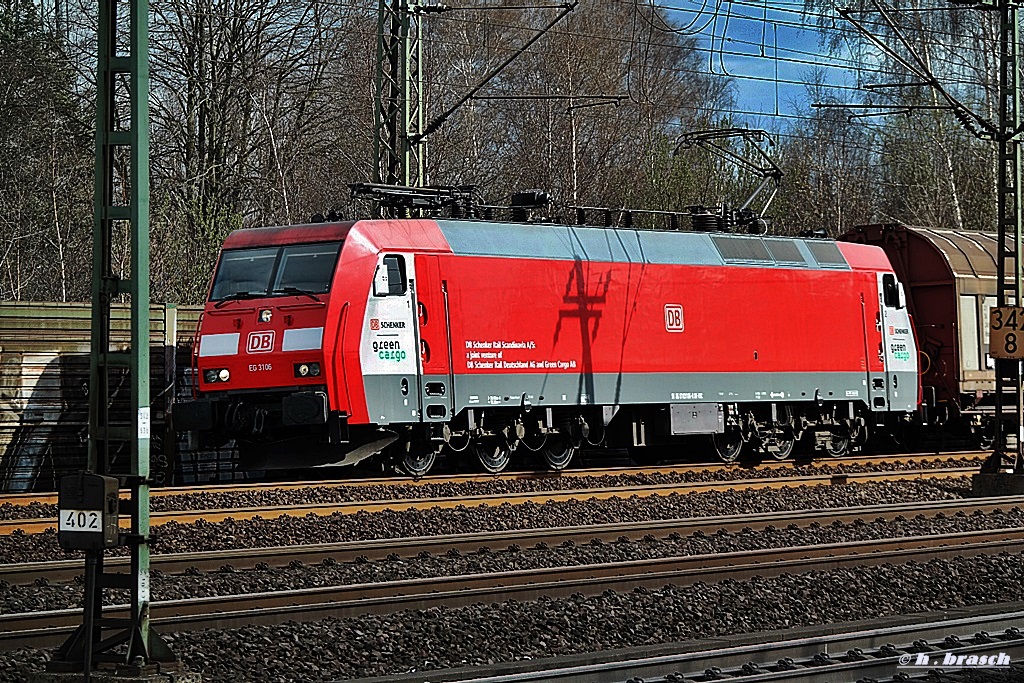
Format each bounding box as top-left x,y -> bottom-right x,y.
24,0 -> 1001,155
36,0 -> 995,131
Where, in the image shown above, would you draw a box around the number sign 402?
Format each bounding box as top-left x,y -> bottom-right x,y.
58,509 -> 102,532
990,306 -> 1024,359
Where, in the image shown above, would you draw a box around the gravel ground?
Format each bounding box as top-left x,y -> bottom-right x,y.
2,506 -> 1022,614
3,552 -> 1023,682
0,478 -> 969,564
0,457 -> 981,520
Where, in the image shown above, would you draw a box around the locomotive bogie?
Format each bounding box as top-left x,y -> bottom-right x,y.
619,399 -> 872,463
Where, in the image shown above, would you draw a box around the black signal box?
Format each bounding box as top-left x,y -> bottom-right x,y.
57,473 -> 121,551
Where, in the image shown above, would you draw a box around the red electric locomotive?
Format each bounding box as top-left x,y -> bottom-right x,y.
174,214 -> 919,474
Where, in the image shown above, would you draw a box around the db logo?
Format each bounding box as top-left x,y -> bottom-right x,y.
888,326 -> 895,335
369,318 -> 380,331
247,330 -> 275,354
664,304 -> 684,332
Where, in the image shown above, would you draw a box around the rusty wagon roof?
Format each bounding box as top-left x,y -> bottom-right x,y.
845,223 -> 1000,280
910,227 -> 998,279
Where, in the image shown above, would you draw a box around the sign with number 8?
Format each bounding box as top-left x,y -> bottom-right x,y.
990,306 -> 1024,358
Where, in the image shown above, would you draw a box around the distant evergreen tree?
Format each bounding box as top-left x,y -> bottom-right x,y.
0,0 -> 92,301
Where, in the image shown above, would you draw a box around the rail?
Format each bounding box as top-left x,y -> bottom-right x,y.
2,528 -> 1021,651
3,495 -> 1021,586
0,466 -> 976,535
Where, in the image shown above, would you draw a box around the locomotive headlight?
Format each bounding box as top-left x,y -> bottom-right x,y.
203,368 -> 231,383
294,362 -> 321,378
259,309 -> 272,323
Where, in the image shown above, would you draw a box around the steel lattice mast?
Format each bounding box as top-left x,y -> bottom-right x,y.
373,0 -> 425,194
988,0 -> 1024,473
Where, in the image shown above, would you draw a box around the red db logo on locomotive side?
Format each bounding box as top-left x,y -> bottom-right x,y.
664,304 -> 684,332
370,318 -> 380,331
247,330 -> 275,354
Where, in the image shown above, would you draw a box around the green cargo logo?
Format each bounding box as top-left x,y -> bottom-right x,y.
890,342 -> 911,362
372,339 -> 407,362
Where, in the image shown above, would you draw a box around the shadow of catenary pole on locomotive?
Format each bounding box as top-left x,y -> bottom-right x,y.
553,255 -> 609,407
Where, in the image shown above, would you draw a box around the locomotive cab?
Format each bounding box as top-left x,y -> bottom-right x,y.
174,224 -> 359,469
174,219 -> 458,471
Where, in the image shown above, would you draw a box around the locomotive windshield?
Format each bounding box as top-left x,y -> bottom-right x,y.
209,241 -> 343,302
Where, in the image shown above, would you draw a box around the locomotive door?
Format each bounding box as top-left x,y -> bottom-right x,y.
362,253 -> 419,424
877,272 -> 917,413
413,255 -> 454,422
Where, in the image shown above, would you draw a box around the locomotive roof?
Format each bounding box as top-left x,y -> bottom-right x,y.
433,220 -> 890,272
223,218 -> 892,273
223,222 -> 354,248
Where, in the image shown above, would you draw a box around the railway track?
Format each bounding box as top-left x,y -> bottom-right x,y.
351,604 -> 1024,683
4,495 -> 1020,586
0,465 -> 974,535
2,527 -> 1021,651
0,451 -> 982,509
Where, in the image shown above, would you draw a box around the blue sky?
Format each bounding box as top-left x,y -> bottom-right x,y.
663,0 -> 860,130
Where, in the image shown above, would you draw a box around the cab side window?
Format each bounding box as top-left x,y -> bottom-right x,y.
882,273 -> 899,308
373,255 -> 407,296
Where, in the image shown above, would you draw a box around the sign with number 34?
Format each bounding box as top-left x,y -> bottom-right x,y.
990,306 -> 1024,359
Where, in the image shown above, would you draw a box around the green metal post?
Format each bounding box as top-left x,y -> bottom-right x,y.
414,7 -> 424,186
373,0 -> 393,187
88,0 -> 114,478
85,0 -> 163,666
402,3 -> 411,187
129,0 -> 153,651
402,1 -> 424,187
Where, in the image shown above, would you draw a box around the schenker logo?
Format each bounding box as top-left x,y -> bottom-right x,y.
369,318 -> 405,330
247,330 -> 275,354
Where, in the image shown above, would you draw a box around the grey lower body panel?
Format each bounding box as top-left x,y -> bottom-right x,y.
363,374 -> 420,424
364,371 -> 883,424
867,370 -> 919,413
890,370 -> 918,413
453,371 -> 871,414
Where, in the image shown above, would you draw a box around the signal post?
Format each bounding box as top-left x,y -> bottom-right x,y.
30,0 -> 197,677
973,0 -> 1024,494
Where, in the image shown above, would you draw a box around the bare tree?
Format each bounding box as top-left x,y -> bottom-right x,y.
423,0 -> 732,209
148,0 -> 372,301
799,0 -> 998,232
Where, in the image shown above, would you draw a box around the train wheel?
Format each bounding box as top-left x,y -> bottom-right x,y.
474,437 -> 511,474
971,420 -> 995,450
400,447 -> 436,478
768,434 -> 796,461
710,430 -> 743,463
824,430 -> 850,458
542,438 -> 577,471
769,407 -> 796,460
